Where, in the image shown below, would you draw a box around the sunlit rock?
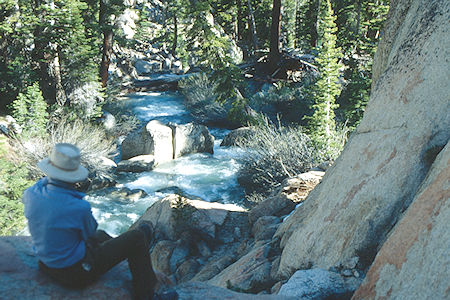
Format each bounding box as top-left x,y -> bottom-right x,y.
352,142 -> 450,300
248,170 -> 324,224
170,122 -> 214,159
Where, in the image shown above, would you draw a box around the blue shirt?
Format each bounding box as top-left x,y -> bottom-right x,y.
23,177 -> 98,268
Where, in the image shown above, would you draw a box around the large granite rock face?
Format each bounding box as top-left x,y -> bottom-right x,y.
352,142 -> 449,300
274,0 -> 450,279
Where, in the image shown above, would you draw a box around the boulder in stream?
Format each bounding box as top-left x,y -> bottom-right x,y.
170,122 -> 215,158
121,120 -> 173,163
117,155 -> 156,173
220,127 -> 255,147
121,120 -> 215,163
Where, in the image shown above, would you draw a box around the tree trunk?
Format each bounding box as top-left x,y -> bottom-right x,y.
236,0 -> 244,41
52,46 -> 66,106
33,30 -> 56,104
172,13 -> 178,54
308,0 -> 318,48
247,0 -> 258,51
355,0 -> 361,37
33,0 -> 56,103
99,0 -> 112,88
269,0 -> 281,70
100,29 -> 113,88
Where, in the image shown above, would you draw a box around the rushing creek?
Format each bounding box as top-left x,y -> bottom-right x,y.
86,92 -> 246,236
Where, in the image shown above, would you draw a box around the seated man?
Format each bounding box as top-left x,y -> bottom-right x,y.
23,143 -> 176,300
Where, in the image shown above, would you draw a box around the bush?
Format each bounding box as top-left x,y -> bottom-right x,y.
237,116 -> 316,197
179,73 -> 228,124
310,121 -> 349,161
0,139 -> 33,235
12,117 -> 115,179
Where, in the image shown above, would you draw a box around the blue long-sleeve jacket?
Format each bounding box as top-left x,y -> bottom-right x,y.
23,177 -> 98,268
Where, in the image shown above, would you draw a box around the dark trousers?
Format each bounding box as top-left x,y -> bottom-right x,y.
39,229 -> 157,300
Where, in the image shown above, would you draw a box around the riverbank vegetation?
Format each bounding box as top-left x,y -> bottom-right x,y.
0,0 -> 389,234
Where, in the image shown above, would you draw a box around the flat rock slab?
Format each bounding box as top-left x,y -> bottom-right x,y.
0,236 -> 133,300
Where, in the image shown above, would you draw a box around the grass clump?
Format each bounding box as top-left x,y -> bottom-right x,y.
237,115 -> 348,200
237,116 -> 316,197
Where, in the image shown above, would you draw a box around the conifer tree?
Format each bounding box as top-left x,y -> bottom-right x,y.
306,0 -> 343,155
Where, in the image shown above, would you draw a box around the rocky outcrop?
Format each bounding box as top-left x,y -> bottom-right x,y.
121,120 -> 214,163
273,0 -> 450,279
352,142 -> 449,300
128,194 -> 259,286
174,282 -> 295,299
131,194 -> 247,242
208,242 -> 275,293
0,115 -> 22,136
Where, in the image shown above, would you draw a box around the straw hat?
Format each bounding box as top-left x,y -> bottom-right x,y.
38,143 -> 89,183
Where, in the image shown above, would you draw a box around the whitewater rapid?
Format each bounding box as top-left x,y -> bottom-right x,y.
86,92 -> 246,236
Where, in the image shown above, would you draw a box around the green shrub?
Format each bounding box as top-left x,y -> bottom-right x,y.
0,142 -> 33,235
248,83 -> 313,125
237,115 -> 348,200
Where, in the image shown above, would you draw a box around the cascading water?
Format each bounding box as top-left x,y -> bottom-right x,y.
86,92 -> 246,236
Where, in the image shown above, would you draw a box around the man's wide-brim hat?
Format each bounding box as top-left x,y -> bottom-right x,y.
38,143 -> 88,183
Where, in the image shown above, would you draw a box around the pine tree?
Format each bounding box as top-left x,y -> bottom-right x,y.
11,82 -> 48,137
306,0 -> 343,155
